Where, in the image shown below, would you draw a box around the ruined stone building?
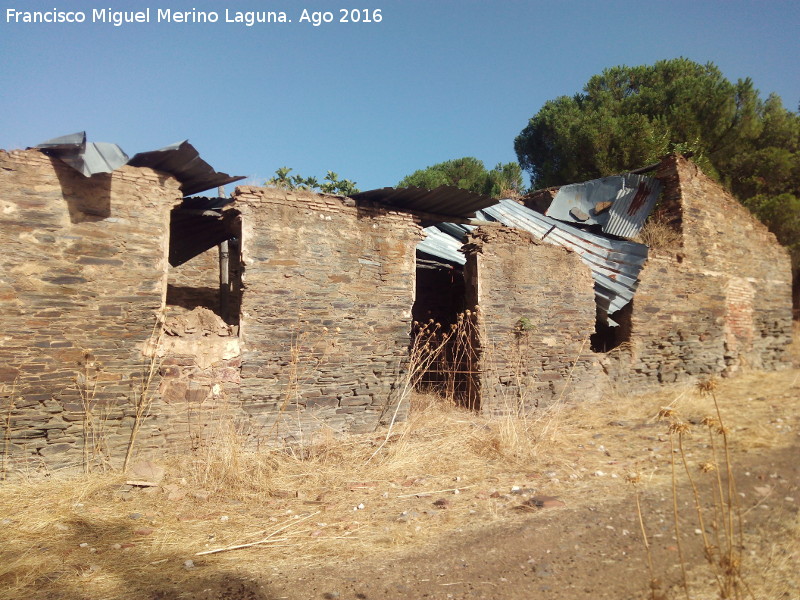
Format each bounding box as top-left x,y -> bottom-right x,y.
0,136 -> 794,472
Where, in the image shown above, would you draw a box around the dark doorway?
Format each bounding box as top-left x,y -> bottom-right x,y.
412,256 -> 479,408
590,301 -> 633,353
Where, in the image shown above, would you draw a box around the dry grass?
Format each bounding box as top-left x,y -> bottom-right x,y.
1,380 -> 17,480
747,508 -> 800,599
0,392 -> 577,600
670,506 -> 800,600
0,367 -> 798,599
180,390 -> 567,503
637,214 -> 682,250
628,372 -> 800,600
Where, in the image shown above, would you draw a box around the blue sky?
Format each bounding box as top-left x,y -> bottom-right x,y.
1,0 -> 798,193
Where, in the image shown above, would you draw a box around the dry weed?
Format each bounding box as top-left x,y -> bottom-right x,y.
633,374 -> 800,600
123,314 -> 165,472
1,380 -> 17,480
636,213 -> 681,250
749,508 -> 800,599
0,368 -> 798,600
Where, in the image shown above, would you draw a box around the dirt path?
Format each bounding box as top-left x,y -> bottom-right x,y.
168,443 -> 799,600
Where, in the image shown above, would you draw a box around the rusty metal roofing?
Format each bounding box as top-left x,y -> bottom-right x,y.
417,199 -> 649,319
480,200 -> 648,315
35,132 -> 245,196
350,186 -> 497,221
545,173 -> 661,239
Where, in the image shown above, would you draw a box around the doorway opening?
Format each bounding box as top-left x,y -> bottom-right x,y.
412,255 -> 479,408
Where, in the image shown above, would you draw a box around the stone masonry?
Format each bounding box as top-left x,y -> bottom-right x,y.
609,155 -> 793,385
166,226 -> 243,327
233,186 -> 424,440
463,226 -> 606,413
0,149 -> 180,471
167,246 -> 225,318
0,148 -> 794,473
0,151 -> 428,472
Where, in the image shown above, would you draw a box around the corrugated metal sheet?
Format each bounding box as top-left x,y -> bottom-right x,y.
169,198 -> 239,266
350,186 -> 497,220
418,226 -> 467,265
416,199 -> 649,318
179,196 -> 236,211
605,175 -> 662,238
169,208 -> 240,267
35,132 -> 245,196
546,173 -> 661,239
481,200 -> 648,315
436,222 -> 473,239
36,132 -> 129,176
128,141 -> 245,196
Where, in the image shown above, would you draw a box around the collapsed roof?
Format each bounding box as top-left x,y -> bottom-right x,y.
545,173 -> 661,239
30,131 -> 657,322
35,132 -> 245,196
169,197 -> 240,267
350,185 -> 498,223
416,172 -> 662,326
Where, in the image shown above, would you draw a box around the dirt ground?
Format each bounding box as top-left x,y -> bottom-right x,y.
267,444 -> 799,600
1,368 -> 799,600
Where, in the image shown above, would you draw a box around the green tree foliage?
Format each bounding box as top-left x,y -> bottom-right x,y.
398,157 -> 525,198
514,58 -> 765,187
267,166 -> 294,190
737,97 -> 800,266
267,167 -> 359,195
514,58 -> 800,274
319,171 -> 359,196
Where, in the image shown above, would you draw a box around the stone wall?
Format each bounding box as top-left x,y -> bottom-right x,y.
463,226 -> 605,413
671,156 -> 792,370
0,149 -> 793,473
611,155 -> 794,385
156,307 -> 242,451
0,149 -> 181,471
233,187 -> 424,440
0,160 -> 426,470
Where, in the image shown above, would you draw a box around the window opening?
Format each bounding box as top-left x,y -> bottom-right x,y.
590,301 -> 632,353
165,204 -> 242,330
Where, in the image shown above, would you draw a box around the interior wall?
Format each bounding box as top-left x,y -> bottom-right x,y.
166,246 -> 223,316
166,240 -> 243,327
